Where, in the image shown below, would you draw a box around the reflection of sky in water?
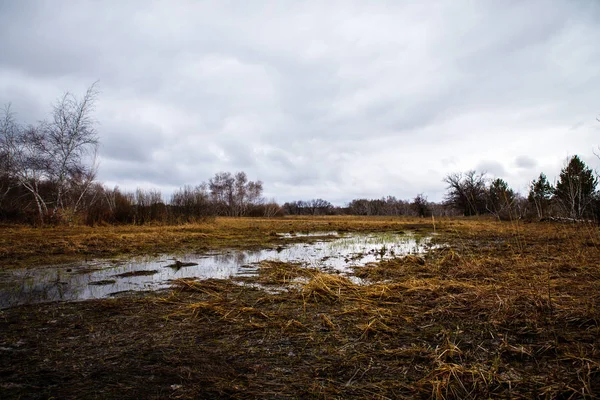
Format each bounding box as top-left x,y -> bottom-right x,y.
276,231 -> 339,238
0,232 -> 433,308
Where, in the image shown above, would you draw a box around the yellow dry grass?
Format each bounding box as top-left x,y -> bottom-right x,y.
1,216 -> 599,399
0,216 -> 433,268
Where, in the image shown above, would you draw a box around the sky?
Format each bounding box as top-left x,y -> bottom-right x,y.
1,0 -> 599,205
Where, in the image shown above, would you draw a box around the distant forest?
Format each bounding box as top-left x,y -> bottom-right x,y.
1,86 -> 599,225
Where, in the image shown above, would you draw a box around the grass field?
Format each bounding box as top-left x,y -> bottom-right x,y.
0,216 -> 433,269
1,217 -> 599,399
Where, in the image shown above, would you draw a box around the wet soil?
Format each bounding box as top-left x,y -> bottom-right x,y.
0,232 -> 433,308
0,218 -> 599,399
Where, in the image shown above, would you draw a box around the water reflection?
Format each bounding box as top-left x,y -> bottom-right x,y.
0,232 -> 433,308
276,231 -> 339,238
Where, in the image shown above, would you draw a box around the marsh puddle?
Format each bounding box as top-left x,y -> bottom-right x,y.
276,231 -> 339,238
0,232 -> 434,308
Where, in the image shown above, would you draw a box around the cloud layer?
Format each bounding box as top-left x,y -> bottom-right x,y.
1,0 -> 599,204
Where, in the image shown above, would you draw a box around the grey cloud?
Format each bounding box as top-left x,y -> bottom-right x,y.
101,159 -> 178,188
515,156 -> 537,169
1,0 -> 599,203
476,161 -> 507,177
100,123 -> 165,164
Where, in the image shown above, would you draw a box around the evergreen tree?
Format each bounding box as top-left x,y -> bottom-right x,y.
487,178 -> 515,218
528,173 -> 554,218
555,155 -> 597,219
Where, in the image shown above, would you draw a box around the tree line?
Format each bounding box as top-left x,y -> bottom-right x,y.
442,155 -> 598,220
1,85 -> 599,224
282,195 -> 448,217
283,157 -> 599,221
84,172 -> 282,225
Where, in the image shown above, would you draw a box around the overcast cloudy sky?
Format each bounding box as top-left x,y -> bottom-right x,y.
1,1 -> 599,204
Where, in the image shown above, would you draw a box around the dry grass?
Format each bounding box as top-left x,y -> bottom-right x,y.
0,216 -> 432,269
0,217 -> 599,399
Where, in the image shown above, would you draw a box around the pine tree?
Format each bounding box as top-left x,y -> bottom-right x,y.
555,155 -> 597,219
528,173 -> 554,219
487,178 -> 515,218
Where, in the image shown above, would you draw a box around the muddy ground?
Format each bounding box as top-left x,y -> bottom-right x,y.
1,218 -> 599,399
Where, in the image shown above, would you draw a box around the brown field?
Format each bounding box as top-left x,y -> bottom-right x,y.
1,217 -> 599,399
0,216 -> 432,269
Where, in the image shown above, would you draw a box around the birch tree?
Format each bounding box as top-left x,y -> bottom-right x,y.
209,171 -> 263,216
45,83 -> 99,215
0,109 -> 50,221
0,83 -> 100,223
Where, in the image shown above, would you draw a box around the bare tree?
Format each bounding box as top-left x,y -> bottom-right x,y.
245,179 -> 263,211
260,199 -> 282,217
443,171 -> 487,216
209,171 -> 235,215
346,197 -> 411,216
347,199 -> 371,216
1,117 -> 50,221
209,171 -> 263,216
307,198 -> 333,215
411,193 -> 431,217
45,83 -> 100,215
70,152 -> 100,214
0,84 -> 100,223
232,172 -> 263,216
0,105 -> 18,207
171,184 -> 212,221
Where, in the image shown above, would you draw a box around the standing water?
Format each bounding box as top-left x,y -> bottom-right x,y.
0,231 -> 434,308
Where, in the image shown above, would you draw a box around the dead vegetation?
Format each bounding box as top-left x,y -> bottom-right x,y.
0,217 -> 599,399
0,216 -> 432,269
